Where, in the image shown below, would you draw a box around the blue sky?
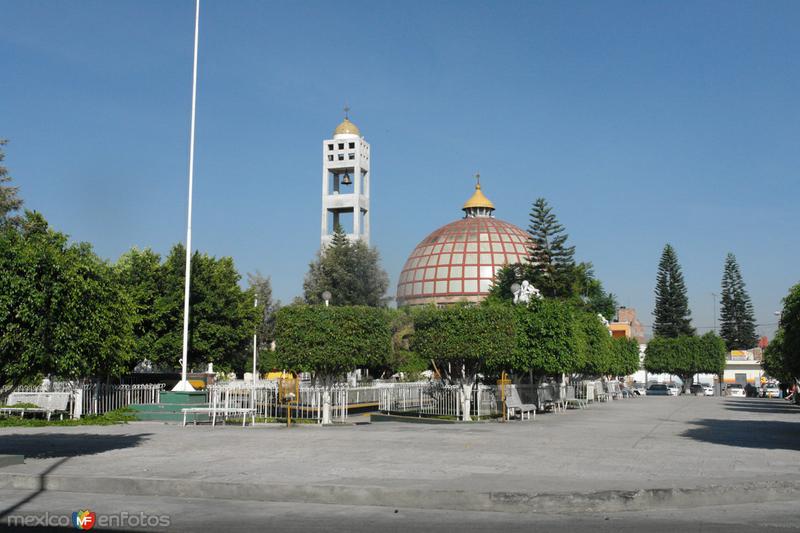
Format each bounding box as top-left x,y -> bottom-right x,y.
2,0 -> 798,338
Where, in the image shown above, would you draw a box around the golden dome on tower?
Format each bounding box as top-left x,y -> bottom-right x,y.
333,117 -> 361,137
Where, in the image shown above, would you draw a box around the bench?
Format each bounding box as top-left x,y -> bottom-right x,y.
564,385 -> 587,409
181,407 -> 256,427
1,392 -> 72,420
594,381 -> 609,402
506,385 -> 536,420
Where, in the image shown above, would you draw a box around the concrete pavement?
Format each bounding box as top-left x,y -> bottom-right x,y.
0,396 -> 798,515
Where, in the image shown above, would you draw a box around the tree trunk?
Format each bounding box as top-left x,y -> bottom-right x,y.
460,382 -> 473,422
322,387 -> 332,425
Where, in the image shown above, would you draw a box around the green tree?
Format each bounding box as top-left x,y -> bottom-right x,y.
762,330 -> 792,384
774,283 -> 800,381
644,333 -> 726,392
489,198 -> 616,317
526,197 -> 576,296
114,248 -> 163,369
115,244 -> 258,374
0,212 -> 134,386
610,337 -> 641,377
719,253 -> 757,350
653,244 -> 694,337
0,140 -> 23,227
575,311 -> 614,377
412,305 -> 515,420
506,299 -> 583,380
248,271 -> 281,353
273,305 -> 391,423
303,225 -> 389,307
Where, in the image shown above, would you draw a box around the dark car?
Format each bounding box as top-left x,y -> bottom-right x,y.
647,383 -> 671,396
689,384 -> 705,396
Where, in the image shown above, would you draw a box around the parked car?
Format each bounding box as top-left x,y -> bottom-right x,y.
703,384 -> 714,396
762,385 -> 781,398
689,384 -> 709,396
727,383 -> 745,397
666,383 -> 680,396
647,383 -> 671,396
632,382 -> 647,396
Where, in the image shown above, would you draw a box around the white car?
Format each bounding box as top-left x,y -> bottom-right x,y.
666,383 -> 680,396
727,384 -> 745,397
703,384 -> 714,396
763,385 -> 781,398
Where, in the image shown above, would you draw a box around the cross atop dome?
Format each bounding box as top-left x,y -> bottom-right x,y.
462,173 -> 495,217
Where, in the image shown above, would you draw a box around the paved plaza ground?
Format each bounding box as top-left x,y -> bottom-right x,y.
0,396 -> 798,530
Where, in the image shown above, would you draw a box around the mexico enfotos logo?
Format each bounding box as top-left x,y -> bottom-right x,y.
5,509 -> 170,529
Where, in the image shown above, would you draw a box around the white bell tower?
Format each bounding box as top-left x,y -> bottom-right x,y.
321,108 -> 370,248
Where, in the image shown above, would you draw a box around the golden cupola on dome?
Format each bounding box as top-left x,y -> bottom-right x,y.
462,173 -> 495,217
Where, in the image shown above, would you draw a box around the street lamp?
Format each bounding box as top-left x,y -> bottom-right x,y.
322,291 -> 332,307
711,292 -> 717,334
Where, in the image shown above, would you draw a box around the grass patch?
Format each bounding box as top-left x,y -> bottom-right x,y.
0,407 -> 137,427
0,402 -> 40,409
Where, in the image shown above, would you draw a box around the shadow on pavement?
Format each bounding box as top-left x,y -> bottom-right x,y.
682,418 -> 800,450
724,400 -> 800,415
0,433 -> 151,459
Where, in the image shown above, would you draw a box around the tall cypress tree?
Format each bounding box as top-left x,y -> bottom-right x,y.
526,198 -> 575,296
653,244 -> 694,338
719,253 -> 757,350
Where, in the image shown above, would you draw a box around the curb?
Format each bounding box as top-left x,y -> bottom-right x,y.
0,472 -> 798,513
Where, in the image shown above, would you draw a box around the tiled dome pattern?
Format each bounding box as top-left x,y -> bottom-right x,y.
396,217 -> 529,306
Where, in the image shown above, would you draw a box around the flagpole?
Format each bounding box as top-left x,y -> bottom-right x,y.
173,0 -> 201,392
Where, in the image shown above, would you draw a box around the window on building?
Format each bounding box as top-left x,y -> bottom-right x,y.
348,153 -> 355,160
338,143 -> 344,149
348,142 -> 355,149
328,155 -> 333,161
328,144 -> 334,150
338,154 -> 344,161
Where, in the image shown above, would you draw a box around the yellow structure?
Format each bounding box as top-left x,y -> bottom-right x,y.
333,117 -> 361,137
608,323 -> 631,339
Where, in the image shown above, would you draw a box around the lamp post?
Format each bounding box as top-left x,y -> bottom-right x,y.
711,292 -> 717,334
252,296 -> 258,411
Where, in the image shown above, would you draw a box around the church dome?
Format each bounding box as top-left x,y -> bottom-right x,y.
396,180 -> 529,306
333,118 -> 361,138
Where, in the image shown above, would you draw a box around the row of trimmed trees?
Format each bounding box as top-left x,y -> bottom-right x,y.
272,300 -> 641,423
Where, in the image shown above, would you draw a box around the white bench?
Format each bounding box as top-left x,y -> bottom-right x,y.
506,385 -> 536,421
181,407 -> 255,427
1,392 -> 72,420
564,386 -> 587,409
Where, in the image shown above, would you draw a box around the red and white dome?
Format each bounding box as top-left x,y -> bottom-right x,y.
396,180 -> 529,306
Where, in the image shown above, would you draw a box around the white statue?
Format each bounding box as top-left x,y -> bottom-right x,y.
513,280 -> 541,305
597,314 -> 609,327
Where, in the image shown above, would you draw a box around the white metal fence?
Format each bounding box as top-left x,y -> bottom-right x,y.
206,382 -> 350,423
1,382 -> 164,418
378,383 -> 501,418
